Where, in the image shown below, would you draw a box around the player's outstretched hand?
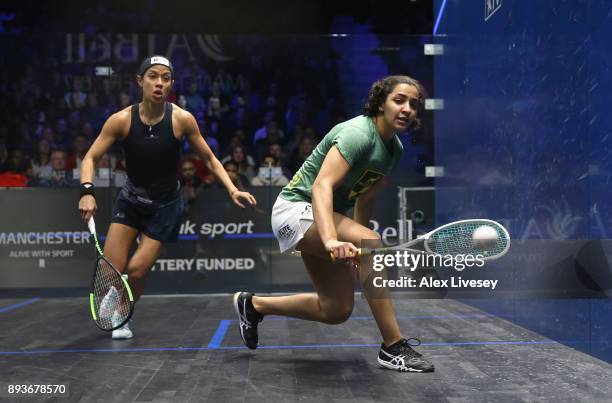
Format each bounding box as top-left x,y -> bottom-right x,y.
231,190 -> 257,208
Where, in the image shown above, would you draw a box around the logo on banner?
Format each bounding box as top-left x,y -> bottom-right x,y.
153,258 -> 255,271
179,219 -> 255,238
520,199 -> 583,241
64,34 -> 233,63
0,231 -> 90,245
484,0 -> 502,21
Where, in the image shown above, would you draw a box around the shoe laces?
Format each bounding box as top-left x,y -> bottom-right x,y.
397,338 -> 423,359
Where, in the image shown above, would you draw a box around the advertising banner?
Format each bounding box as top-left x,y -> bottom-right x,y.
0,185 -> 409,294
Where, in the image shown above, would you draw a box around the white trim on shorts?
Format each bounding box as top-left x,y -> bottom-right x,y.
271,196 -> 315,253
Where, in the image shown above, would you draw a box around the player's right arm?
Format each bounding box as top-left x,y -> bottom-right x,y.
312,146 -> 359,260
78,110 -> 129,222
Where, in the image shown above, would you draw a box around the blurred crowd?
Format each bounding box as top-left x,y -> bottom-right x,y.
0,35 -> 347,195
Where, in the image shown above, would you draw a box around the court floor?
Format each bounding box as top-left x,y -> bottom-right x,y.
1,295 -> 611,402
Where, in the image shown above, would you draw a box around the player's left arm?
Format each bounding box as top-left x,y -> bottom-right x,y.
180,109 -> 256,208
353,179 -> 386,227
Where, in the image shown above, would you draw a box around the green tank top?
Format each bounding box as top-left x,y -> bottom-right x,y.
280,115 -> 403,213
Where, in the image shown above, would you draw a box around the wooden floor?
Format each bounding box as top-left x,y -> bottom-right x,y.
1,295 -> 611,402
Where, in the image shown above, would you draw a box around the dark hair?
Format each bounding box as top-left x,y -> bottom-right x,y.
223,160 -> 238,170
363,75 -> 427,130
261,154 -> 278,165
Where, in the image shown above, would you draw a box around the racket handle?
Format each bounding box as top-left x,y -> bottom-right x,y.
87,217 -> 97,236
329,248 -> 363,262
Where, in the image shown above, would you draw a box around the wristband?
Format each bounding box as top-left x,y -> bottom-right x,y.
80,182 -> 95,199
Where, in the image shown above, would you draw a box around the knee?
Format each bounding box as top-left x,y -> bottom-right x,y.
127,260 -> 151,280
362,229 -> 383,249
321,302 -> 354,325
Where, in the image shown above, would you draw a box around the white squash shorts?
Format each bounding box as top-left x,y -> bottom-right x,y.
271,196 -> 315,253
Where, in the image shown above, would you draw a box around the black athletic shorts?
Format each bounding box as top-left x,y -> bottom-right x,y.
111,188 -> 184,243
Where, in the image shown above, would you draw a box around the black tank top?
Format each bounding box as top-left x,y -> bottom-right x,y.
123,102 -> 181,201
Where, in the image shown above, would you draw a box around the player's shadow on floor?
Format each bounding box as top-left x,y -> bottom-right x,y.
228,354 -> 377,376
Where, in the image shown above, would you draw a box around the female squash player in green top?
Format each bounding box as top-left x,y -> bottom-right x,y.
234,75 -> 434,372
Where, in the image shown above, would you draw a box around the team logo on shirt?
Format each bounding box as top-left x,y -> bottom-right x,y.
348,170 -> 385,200
287,170 -> 304,189
146,126 -> 159,139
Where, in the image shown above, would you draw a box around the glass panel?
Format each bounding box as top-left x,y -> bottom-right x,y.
433,0 -> 611,363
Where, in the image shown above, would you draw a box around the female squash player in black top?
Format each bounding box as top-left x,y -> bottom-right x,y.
78,56 -> 256,339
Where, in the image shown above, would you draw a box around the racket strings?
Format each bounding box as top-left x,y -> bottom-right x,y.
426,221 -> 508,257
93,259 -> 131,329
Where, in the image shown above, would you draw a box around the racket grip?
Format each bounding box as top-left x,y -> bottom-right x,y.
87,217 -> 97,236
329,248 -> 363,262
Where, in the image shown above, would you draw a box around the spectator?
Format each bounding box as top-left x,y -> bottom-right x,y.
185,80 -> 205,115
93,153 -> 114,187
288,135 -> 316,174
31,138 -> 52,178
223,129 -> 248,155
207,81 -> 228,120
238,79 -> 261,114
109,152 -> 128,187
253,120 -> 285,163
221,145 -> 256,181
220,160 -> 247,191
0,149 -> 32,177
181,153 -> 213,185
206,118 -> 222,146
64,78 -> 87,109
34,150 -> 78,187
251,154 -> 290,186
268,142 -> 292,177
179,158 -> 204,204
198,120 -> 220,157
253,119 -> 285,146
66,134 -> 90,171
53,118 -> 71,149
